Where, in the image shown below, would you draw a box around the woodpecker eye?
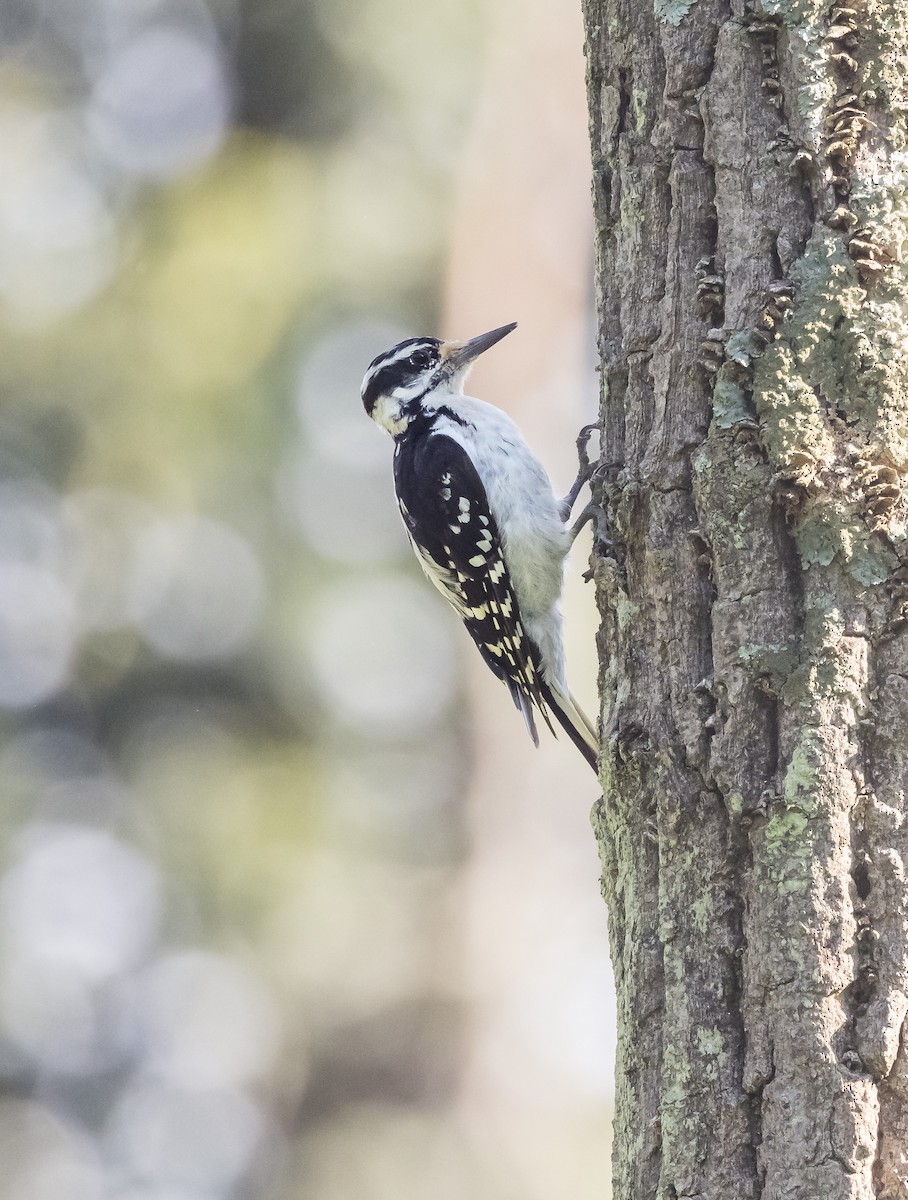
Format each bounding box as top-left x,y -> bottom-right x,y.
409,349 -> 432,370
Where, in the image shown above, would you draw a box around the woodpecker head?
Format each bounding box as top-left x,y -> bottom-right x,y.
361,322 -> 516,437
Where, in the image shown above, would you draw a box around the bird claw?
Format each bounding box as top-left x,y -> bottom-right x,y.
569,499 -> 611,551
592,459 -> 622,482
576,422 -> 600,466
559,423 -> 603,521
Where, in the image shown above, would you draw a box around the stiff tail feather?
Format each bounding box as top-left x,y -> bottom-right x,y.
507,680 -> 539,746
505,679 -> 556,748
539,680 -> 599,772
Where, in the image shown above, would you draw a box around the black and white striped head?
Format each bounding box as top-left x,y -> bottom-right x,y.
361,322 -> 516,437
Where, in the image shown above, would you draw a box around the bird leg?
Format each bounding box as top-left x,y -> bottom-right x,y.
568,499 -> 611,549
558,423 -> 601,523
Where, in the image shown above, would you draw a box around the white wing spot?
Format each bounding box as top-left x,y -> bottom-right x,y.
468,554 -> 486,567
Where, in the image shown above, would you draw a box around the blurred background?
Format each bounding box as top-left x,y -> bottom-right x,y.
0,0 -> 614,1196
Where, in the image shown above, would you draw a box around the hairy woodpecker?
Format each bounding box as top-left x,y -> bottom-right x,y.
361,322 -> 598,771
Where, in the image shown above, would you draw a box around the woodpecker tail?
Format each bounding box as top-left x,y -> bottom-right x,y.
540,680 -> 599,772
508,681 -> 540,746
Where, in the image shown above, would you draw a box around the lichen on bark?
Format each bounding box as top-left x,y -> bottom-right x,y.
582,0 -> 908,1196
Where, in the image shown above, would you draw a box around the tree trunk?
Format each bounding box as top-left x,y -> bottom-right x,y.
581,1 -> 908,1196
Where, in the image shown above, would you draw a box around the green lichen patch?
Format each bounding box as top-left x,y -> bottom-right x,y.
751,220 -> 908,577
849,156 -> 908,262
762,801 -> 810,868
615,592 -> 639,631
695,1024 -> 728,1064
799,509 -> 898,588
712,377 -> 750,428
846,530 -> 897,585
793,506 -> 896,584
723,789 -> 745,818
843,162 -> 908,465
753,232 -> 856,449
761,807 -> 814,891
632,87 -> 650,134
757,0 -> 828,24
783,737 -> 823,811
797,508 -> 842,568
843,303 -> 908,461
862,3 -> 908,146
792,37 -> 839,149
753,0 -> 835,146
653,0 -> 697,27
690,891 -> 715,934
725,330 -> 764,368
754,343 -> 837,474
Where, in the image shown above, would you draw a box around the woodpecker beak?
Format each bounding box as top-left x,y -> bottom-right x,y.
441,322 -> 517,371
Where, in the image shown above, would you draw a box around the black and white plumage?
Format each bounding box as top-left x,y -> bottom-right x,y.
361,322 -> 598,770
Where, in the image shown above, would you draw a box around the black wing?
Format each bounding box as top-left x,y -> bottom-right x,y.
393,432 -> 555,744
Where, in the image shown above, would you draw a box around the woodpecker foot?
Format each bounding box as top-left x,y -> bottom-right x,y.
570,499 -> 611,549
558,423 -> 602,522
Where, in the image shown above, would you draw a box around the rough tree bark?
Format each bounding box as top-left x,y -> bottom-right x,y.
581,1 -> 908,1197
